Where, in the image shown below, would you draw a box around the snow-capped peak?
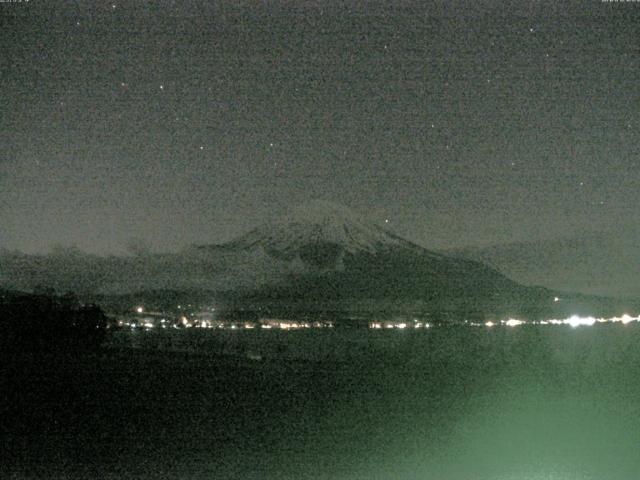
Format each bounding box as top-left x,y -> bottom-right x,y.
228,200 -> 407,255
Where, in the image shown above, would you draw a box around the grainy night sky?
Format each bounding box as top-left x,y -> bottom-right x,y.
1,0 -> 639,254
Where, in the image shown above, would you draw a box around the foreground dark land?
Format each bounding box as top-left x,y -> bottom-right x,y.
3,326 -> 640,479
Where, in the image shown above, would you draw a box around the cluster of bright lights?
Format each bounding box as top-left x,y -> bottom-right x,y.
504,319 -> 525,327
260,321 -> 334,330
369,314 -> 640,330
124,303 -> 639,331
496,314 -> 640,328
562,315 -> 596,327
274,321 -> 313,330
123,319 -> 337,331
369,321 -> 431,330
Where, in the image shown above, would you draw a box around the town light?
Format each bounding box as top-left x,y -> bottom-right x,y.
505,319 -> 524,327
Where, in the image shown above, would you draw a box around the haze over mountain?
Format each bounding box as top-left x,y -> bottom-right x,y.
449,227 -> 640,299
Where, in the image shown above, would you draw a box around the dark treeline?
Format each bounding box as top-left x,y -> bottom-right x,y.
0,289 -> 108,353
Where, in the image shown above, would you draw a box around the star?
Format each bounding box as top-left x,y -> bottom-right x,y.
199,146 -> 204,150
159,85 -> 164,90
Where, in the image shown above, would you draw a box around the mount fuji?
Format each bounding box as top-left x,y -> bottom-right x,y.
198,200 -> 568,319
222,200 -> 412,255
207,200 -> 424,270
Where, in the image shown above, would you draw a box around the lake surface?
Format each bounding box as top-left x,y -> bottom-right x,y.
4,324 -> 640,479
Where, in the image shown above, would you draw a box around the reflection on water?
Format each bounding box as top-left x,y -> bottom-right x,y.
99,324 -> 640,479
7,324 -> 640,479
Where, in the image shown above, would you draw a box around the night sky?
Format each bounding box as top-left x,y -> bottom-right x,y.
2,0 -> 639,255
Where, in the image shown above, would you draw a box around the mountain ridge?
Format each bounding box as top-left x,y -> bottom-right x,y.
447,227 -> 640,298
0,201 -> 633,319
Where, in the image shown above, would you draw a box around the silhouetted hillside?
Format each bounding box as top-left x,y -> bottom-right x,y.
0,290 -> 108,353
